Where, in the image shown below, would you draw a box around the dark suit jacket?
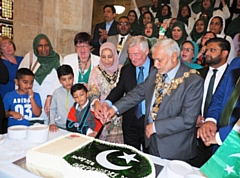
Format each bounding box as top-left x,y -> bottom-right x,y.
91,20 -> 118,56
206,58 -> 240,151
0,59 -> 9,134
114,62 -> 204,160
106,59 -> 153,134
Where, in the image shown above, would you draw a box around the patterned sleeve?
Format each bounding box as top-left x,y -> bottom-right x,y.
88,67 -> 101,103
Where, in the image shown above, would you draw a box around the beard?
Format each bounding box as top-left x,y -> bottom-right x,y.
205,54 -> 222,66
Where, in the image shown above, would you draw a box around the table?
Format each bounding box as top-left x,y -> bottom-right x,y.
0,129 -> 199,178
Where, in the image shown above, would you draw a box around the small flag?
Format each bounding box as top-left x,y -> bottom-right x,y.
200,119 -> 240,178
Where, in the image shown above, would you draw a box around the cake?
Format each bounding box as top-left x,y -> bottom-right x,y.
26,133 -> 155,178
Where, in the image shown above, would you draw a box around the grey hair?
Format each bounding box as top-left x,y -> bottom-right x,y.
151,38 -> 180,57
126,35 -> 149,52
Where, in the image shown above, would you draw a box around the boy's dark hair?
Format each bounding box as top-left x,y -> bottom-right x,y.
57,65 -> 74,79
16,68 -> 34,80
70,83 -> 88,96
103,4 -> 116,14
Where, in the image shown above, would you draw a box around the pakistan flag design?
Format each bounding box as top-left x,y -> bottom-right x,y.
64,140 -> 153,178
200,119 -> 240,178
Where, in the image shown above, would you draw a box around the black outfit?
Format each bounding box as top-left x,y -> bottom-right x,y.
106,60 -> 153,153
191,66 -> 227,167
91,20 -> 118,56
0,59 -> 9,134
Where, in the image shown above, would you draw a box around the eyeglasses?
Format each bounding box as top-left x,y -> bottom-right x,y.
75,45 -> 89,49
118,22 -> 129,26
205,48 -> 222,53
181,47 -> 194,52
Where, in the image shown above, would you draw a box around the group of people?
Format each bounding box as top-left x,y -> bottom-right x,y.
0,0 -> 240,169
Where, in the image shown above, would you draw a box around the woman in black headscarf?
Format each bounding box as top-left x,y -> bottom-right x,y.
127,10 -> 142,36
190,18 -> 208,43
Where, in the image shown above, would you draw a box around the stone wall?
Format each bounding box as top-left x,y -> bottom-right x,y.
13,0 -> 93,57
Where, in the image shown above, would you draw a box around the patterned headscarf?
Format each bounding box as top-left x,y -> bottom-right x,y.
99,42 -> 119,75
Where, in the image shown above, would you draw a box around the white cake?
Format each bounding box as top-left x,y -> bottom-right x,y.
26,133 -> 155,178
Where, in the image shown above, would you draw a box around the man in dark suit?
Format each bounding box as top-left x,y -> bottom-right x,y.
91,5 -> 118,56
193,37 -> 229,167
107,16 -> 131,65
197,45 -> 240,154
104,38 -> 204,162
94,36 -> 152,152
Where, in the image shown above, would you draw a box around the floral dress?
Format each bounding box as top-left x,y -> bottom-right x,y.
88,65 -> 123,143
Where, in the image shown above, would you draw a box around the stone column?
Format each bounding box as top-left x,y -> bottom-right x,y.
13,0 -> 93,57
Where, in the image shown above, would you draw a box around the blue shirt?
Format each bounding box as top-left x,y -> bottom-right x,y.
3,90 -> 42,127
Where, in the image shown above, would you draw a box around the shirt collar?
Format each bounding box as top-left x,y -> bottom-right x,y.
106,20 -> 114,25
76,99 -> 89,111
165,61 -> 180,82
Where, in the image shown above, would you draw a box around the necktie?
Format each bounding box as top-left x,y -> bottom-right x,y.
151,73 -> 168,120
204,69 -> 218,117
117,37 -> 124,54
219,77 -> 240,128
135,66 -> 144,118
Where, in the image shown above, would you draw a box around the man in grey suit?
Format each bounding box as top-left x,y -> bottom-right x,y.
107,16 -> 131,65
104,38 -> 204,163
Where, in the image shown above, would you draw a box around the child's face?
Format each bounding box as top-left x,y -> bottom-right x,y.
59,74 -> 74,90
72,89 -> 87,108
101,48 -> 114,68
15,75 -> 34,94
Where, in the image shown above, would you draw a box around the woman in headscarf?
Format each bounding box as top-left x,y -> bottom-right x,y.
139,11 -> 155,30
127,10 -> 142,36
179,40 -> 202,69
18,34 -> 63,123
149,0 -> 162,22
63,32 -> 100,86
142,22 -> 158,48
156,4 -> 172,25
190,18 -> 208,43
177,5 -> 195,34
206,15 -> 236,64
88,42 -> 123,144
195,0 -> 230,20
170,21 -> 188,46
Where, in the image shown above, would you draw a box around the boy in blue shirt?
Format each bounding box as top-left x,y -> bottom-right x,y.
4,68 -> 42,127
49,65 -> 74,132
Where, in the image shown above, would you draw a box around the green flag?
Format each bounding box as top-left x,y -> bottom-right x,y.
200,119 -> 240,178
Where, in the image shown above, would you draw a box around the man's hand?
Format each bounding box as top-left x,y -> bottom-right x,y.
197,121 -> 217,142
99,29 -> 108,42
104,107 -> 116,124
49,124 -> 58,132
196,115 -> 205,127
94,100 -> 104,121
146,123 -> 154,138
203,133 -> 217,146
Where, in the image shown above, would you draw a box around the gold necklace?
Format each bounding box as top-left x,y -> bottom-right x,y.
98,65 -> 119,85
151,69 -> 199,120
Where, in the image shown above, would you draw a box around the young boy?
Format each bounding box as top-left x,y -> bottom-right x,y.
66,83 -> 102,137
49,65 -> 74,132
3,68 -> 42,127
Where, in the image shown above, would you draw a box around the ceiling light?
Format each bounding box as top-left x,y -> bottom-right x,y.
114,5 -> 125,14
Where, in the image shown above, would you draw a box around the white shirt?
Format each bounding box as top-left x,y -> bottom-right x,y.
201,63 -> 228,115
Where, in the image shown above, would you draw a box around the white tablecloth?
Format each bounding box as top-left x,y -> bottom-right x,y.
0,129 -> 199,178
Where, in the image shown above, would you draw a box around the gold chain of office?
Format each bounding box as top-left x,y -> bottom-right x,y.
151,69 -> 199,120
